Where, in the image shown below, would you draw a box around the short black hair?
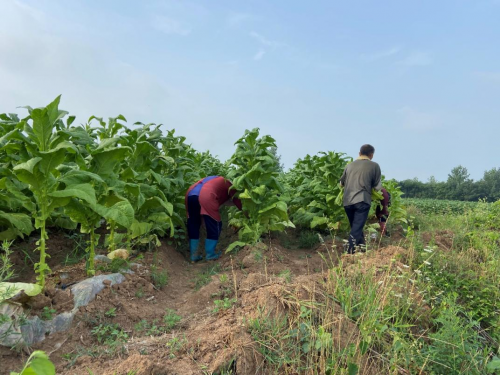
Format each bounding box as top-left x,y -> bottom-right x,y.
360,144 -> 375,156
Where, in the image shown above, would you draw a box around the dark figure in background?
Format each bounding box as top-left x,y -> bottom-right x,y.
340,144 -> 382,254
185,176 -> 242,262
376,188 -> 391,237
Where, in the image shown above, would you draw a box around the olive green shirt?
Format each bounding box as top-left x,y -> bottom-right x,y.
340,157 -> 382,207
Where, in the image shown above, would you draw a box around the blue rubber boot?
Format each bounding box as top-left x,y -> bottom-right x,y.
189,239 -> 203,262
205,239 -> 220,261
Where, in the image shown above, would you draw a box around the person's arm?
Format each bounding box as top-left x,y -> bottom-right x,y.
339,168 -> 347,187
232,197 -> 242,211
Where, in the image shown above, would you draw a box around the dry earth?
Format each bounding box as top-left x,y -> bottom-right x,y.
1,231 -> 409,374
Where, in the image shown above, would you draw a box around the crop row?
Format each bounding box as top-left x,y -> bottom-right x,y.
403,198 -> 488,215
0,97 -> 407,288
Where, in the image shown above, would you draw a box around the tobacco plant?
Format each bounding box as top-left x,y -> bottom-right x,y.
227,128 -> 294,251
8,97 -> 97,287
285,151 -> 351,231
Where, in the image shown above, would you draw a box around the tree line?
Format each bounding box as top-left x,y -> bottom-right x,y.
398,166 -> 500,202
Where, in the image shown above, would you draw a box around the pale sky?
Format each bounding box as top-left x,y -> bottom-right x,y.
1,0 -> 499,181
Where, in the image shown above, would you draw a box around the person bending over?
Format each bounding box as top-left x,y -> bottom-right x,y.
185,176 -> 242,262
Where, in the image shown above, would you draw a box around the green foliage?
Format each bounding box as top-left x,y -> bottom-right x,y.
97,258 -> 130,274
10,350 -> 55,375
419,297 -> 489,375
227,128 -> 294,249
41,307 -> 56,321
1,96 -> 216,285
91,323 -> 128,348
134,312 -> 181,336
150,264 -> 168,289
0,281 -> 43,303
399,166 -> 500,202
277,269 -> 292,283
405,198 -> 485,215
192,263 -> 221,290
285,151 -> 351,231
163,309 -> 182,330
104,307 -> 117,318
212,298 -> 237,313
298,231 -> 320,249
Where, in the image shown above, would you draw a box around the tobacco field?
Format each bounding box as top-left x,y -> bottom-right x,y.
0,97 -> 499,374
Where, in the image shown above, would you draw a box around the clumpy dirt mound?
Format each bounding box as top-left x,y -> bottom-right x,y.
4,238 -> 393,374
341,245 -> 408,274
422,230 -> 455,251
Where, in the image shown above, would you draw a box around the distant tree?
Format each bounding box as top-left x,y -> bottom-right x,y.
478,168 -> 500,202
446,166 -> 472,200
398,165 -> 500,202
447,165 -> 471,188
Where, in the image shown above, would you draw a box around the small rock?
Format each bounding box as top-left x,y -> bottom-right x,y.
102,280 -> 112,286
94,255 -> 111,264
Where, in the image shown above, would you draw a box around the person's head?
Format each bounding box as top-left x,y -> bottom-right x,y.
359,144 -> 375,160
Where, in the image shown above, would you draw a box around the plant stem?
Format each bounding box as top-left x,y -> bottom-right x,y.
37,219 -> 50,288
87,228 -> 96,276
108,221 -> 116,252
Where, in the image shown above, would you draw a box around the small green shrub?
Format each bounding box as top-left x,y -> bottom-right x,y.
41,307 -> 56,321
105,307 -> 117,318
163,309 -> 182,330
419,297 -> 488,374
298,231 -> 320,249
97,258 -> 131,273
278,269 -> 292,283
193,263 -> 221,290
91,323 -> 128,348
151,264 -> 168,289
213,298 -> 237,313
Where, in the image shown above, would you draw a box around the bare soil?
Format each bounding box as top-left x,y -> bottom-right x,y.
1,230 -> 402,374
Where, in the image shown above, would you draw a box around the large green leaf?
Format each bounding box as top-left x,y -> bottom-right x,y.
96,200 -> 134,228
0,282 -> 42,302
39,141 -> 77,174
10,350 -> 56,375
129,220 -> 153,238
58,170 -> 105,186
13,157 -> 42,174
91,147 -> 131,178
226,241 -> 247,253
48,183 -> 97,208
0,228 -> 22,240
0,212 -> 33,235
30,107 -> 52,151
310,216 -> 329,229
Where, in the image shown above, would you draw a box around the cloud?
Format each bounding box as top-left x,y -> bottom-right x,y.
474,71 -> 500,83
151,15 -> 191,36
253,49 -> 265,61
226,12 -> 251,27
397,51 -> 432,66
250,31 -> 284,48
362,46 -> 401,62
12,0 -> 44,22
398,106 -> 441,132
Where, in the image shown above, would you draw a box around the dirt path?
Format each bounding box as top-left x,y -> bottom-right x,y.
2,235 -> 340,375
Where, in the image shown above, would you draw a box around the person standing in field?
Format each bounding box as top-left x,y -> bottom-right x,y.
340,144 -> 382,254
185,176 -> 242,262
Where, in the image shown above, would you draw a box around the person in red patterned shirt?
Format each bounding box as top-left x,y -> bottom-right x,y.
185,176 -> 242,262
